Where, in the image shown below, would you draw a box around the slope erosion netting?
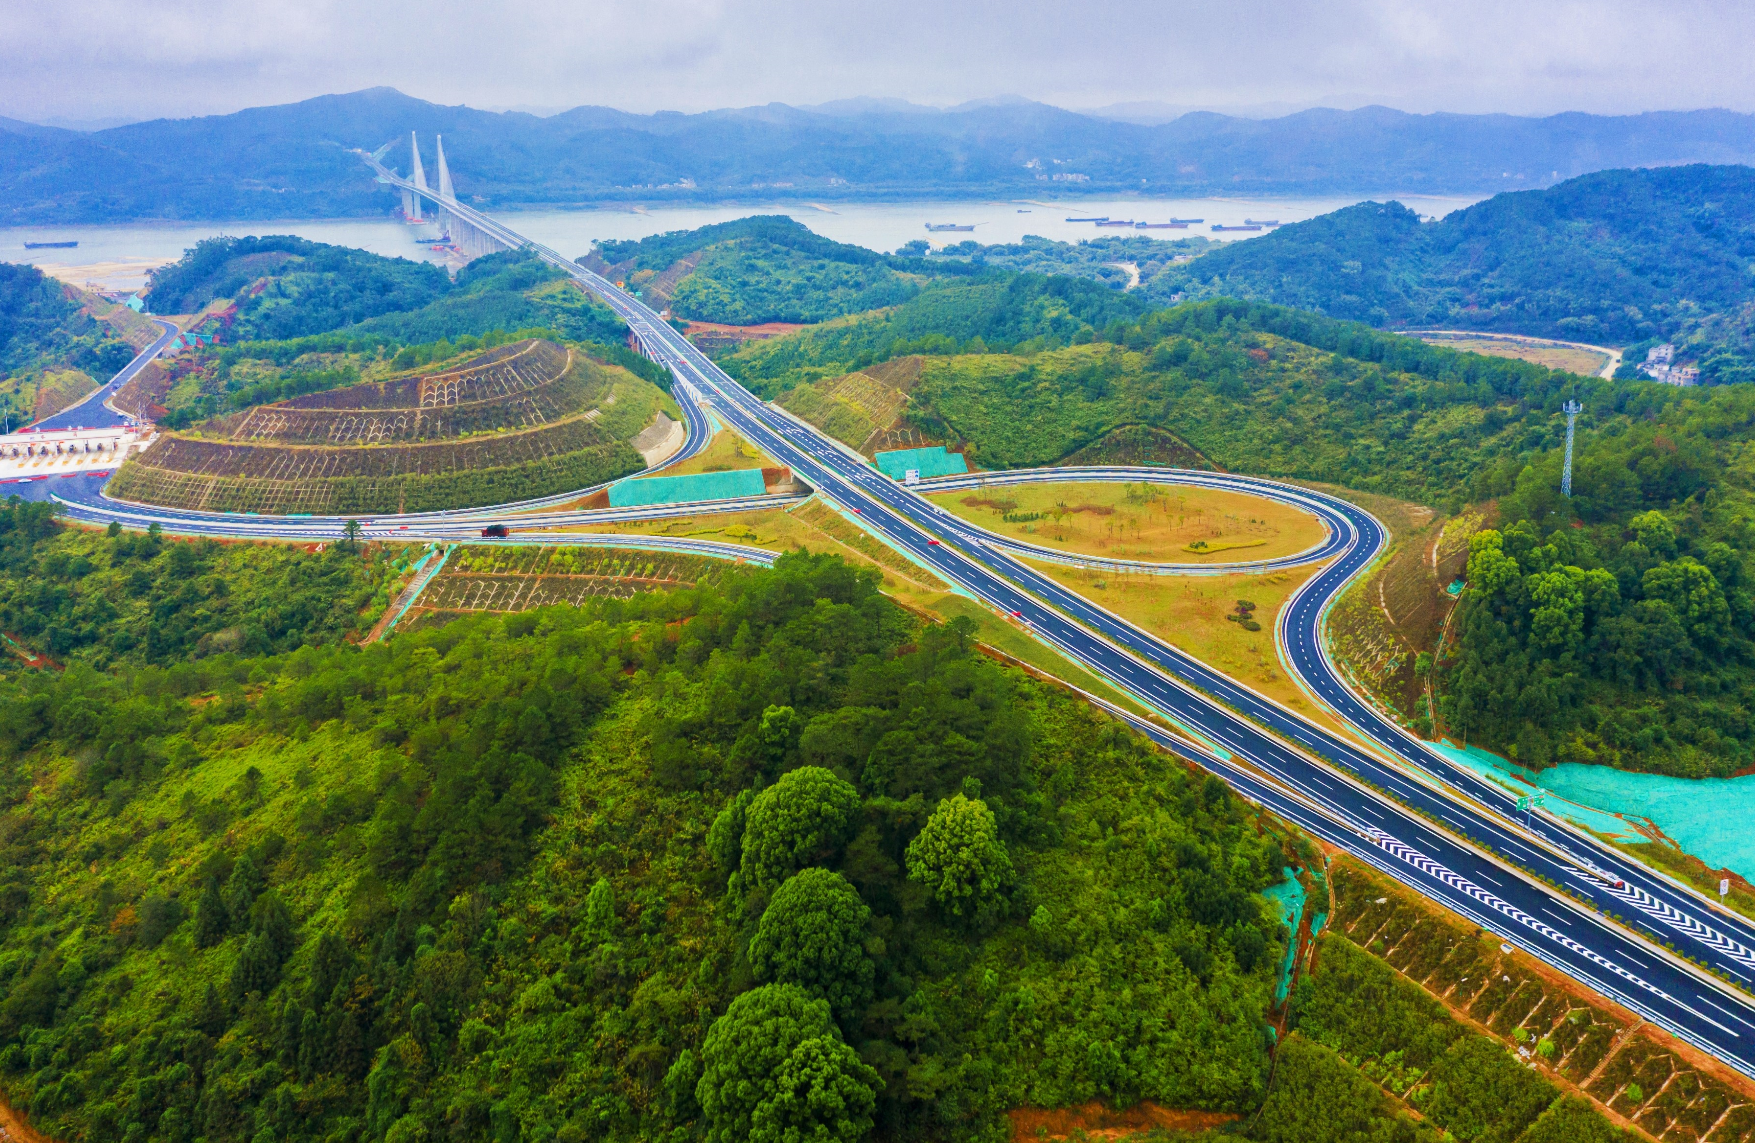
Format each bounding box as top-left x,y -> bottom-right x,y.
286,339 -> 568,411
109,339 -> 665,514
106,444 -> 642,516
197,340 -> 601,445
130,416 -> 618,481
404,545 -> 731,627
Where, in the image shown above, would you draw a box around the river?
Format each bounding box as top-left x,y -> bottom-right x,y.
0,192 -> 1482,292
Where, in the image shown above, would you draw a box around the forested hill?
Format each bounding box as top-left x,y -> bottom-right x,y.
582,216 -> 974,326
1162,164 -> 1755,358
140,240 -> 631,348
0,263 -> 141,426
0,550 -> 1308,1140
7,86 -> 1755,222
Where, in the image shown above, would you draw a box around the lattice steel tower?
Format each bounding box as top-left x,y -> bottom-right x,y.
1562,400 -> 1582,497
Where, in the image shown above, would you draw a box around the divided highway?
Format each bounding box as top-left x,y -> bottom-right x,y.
25,160 -> 1755,1077
921,465 -> 1755,1000
486,225 -> 1755,1076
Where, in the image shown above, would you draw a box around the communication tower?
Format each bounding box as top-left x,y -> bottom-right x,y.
1561,400 -> 1582,497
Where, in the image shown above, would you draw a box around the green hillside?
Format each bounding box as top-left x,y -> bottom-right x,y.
723,272 -> 1147,393
0,552 -> 1303,1141
0,499 -> 397,668
588,217 -> 1201,328
1157,165 -> 1755,374
0,263 -> 140,425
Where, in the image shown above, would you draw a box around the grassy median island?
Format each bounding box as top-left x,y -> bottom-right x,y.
108,338 -> 676,516
661,426 -> 774,476
926,479 -> 1327,564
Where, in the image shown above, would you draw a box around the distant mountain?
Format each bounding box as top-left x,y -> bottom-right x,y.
1158,163 -> 1755,359
0,115 -> 79,141
7,88 -> 1755,225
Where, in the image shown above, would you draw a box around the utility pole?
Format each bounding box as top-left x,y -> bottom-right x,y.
1562,400 -> 1582,497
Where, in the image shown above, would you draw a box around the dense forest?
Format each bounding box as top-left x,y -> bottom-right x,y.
913,234 -> 1208,297
0,498 -> 399,667
145,237 -> 453,338
144,241 -> 631,352
0,550 -> 1312,1141
1157,165 -> 1755,371
724,272 -> 1147,391
589,216 -> 971,326
588,217 -> 1206,328
0,227 -> 1733,1139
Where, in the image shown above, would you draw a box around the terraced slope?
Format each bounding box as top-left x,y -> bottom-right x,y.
109,339 -> 664,515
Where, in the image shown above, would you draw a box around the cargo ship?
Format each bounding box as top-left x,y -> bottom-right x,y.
23,240 -> 77,249
1136,222 -> 1187,229
1169,218 -> 1204,224
1244,219 -> 1281,226
1096,220 -> 1136,228
1065,216 -> 1108,222
925,223 -> 975,232
1211,224 -> 1263,232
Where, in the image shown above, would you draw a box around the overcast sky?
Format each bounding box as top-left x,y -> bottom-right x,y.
2,0 -> 1750,125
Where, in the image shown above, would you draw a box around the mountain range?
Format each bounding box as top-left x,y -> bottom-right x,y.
6,87 -> 1755,224
1159,163 -> 1755,357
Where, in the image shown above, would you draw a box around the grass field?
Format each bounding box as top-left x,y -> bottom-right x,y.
1029,558 -> 1380,746
1415,334 -> 1611,377
661,428 -> 775,476
926,480 -> 1326,563
558,503 -> 1157,718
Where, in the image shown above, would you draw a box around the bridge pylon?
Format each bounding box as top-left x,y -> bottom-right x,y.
436,135 -> 456,202
405,132 -> 427,222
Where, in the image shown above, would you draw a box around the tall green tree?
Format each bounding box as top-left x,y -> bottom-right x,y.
747,869 -> 873,1024
696,984 -> 880,1143
739,767 -> 861,892
905,793 -> 1013,919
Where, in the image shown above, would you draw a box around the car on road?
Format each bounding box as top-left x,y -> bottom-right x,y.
481,524 -> 509,538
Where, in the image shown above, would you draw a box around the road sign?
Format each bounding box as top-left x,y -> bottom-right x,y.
1722,878 -> 1731,902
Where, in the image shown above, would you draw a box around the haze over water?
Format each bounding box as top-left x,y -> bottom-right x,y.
0,193 -> 1482,291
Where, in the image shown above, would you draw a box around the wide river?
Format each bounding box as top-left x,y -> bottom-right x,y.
0,192 -> 1482,291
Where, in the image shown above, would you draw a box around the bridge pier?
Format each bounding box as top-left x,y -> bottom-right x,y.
439,207 -> 512,260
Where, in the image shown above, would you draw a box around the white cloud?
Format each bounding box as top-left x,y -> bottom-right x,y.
0,0 -> 1749,123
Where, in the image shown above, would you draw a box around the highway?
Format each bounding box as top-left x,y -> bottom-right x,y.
20,158 -> 1755,1077
25,318 -> 178,431
468,217 -> 1755,1075
916,464 -> 1755,995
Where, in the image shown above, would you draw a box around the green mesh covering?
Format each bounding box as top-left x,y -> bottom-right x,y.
874,445 -> 968,480
607,467 -> 767,507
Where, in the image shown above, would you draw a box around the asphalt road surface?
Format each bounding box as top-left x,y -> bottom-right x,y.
25,318 -> 178,432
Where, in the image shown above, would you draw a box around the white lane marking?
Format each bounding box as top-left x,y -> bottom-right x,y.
1602,882 -> 1755,973
550,245 -> 1755,1048
1366,828 -> 1738,1038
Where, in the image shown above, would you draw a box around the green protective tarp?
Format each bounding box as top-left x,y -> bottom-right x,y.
1262,868 -> 1307,1005
874,446 -> 969,481
608,467 -> 766,508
